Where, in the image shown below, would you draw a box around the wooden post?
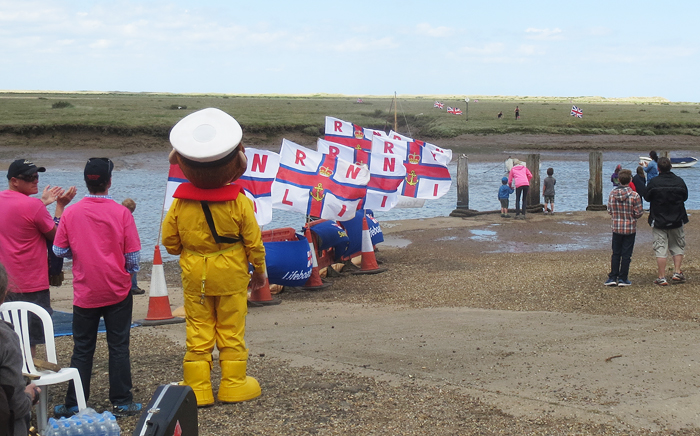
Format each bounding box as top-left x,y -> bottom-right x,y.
659,150 -> 669,159
586,151 -> 606,211
526,154 -> 541,209
456,154 -> 469,209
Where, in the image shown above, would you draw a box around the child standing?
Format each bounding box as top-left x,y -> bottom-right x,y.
122,198 -> 145,295
507,159 -> 533,219
605,169 -> 643,287
542,167 -> 556,214
498,177 -> 514,218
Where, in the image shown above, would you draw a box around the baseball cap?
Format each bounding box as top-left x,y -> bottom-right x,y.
7,159 -> 46,180
84,158 -> 114,186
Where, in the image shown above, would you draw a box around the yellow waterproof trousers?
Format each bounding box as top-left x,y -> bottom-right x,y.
183,291 -> 248,362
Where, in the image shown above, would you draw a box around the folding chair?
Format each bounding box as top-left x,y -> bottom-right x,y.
0,301 -> 87,434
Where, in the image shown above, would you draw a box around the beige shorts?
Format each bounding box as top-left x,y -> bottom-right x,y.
652,226 -> 685,257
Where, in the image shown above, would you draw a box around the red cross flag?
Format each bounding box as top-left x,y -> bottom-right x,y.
389,131 -> 453,166
324,116 -> 373,166
365,136 -> 408,211
272,139 -> 370,221
399,141 -> 452,199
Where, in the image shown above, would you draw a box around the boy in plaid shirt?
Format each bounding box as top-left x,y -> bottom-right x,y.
605,169 -> 643,287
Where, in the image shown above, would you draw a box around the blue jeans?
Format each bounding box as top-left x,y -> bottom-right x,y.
65,293 -> 134,408
515,186 -> 529,215
130,272 -> 138,290
609,232 -> 636,281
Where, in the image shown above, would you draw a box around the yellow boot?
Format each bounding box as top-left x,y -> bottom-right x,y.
217,360 -> 261,403
182,361 -> 215,407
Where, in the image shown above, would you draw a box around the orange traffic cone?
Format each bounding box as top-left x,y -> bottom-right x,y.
138,246 -> 185,326
301,227 -> 332,291
248,267 -> 281,306
353,215 -> 387,275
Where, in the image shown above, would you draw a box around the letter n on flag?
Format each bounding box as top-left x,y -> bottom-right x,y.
271,139 -> 369,221
237,148 -> 280,226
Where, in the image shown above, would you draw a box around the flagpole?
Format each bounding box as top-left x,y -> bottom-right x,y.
393,92 -> 398,132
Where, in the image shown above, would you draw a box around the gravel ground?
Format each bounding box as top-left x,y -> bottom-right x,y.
39,210 -> 700,436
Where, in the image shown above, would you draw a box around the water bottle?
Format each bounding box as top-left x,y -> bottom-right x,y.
105,414 -> 121,436
68,418 -> 84,436
45,418 -> 61,436
84,418 -> 97,436
96,418 -> 109,436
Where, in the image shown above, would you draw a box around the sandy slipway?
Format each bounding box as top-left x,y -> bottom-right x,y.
45,211 -> 700,435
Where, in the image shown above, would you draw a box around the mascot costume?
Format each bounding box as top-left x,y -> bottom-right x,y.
162,108 -> 266,406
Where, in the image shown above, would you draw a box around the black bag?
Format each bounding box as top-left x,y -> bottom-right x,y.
131,385 -> 198,436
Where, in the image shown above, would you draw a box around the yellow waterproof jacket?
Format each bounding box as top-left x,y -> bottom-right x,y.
162,184 -> 265,296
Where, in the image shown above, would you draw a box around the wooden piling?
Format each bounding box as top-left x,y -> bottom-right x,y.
586,151 -> 606,211
456,154 -> 469,209
526,154 -> 541,211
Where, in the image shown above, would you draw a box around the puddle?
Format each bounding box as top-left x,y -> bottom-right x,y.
486,234 -> 608,253
560,221 -> 588,226
469,229 -> 498,242
382,236 -> 412,248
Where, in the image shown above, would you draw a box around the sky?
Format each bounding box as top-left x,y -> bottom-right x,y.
1,0 -> 698,102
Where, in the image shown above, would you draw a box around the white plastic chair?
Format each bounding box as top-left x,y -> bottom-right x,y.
0,301 -> 87,434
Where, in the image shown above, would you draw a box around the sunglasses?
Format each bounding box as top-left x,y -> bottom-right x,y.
16,174 -> 39,182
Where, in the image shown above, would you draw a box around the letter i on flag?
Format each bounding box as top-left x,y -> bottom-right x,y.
237,148 -> 280,226
272,139 -> 370,221
400,141 -> 452,199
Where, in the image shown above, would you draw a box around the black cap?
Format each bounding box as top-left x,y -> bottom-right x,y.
84,158 -> 114,186
7,159 -> 46,180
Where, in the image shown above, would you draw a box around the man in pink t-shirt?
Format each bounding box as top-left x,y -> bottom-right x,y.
0,158 -> 76,352
52,157 -> 143,419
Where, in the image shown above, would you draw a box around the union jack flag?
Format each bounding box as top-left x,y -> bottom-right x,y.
571,105 -> 583,118
452,107 -> 462,115
434,101 -> 444,109
446,107 -> 454,113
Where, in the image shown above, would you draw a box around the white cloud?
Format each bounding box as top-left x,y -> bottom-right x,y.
459,42 -> 504,55
416,23 -> 451,38
525,27 -> 563,40
89,39 -> 111,49
518,44 -> 544,56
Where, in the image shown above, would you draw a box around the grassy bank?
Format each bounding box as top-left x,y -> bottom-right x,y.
1,92 -> 700,140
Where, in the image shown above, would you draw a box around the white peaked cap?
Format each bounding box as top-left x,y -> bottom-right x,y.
169,108 -> 243,163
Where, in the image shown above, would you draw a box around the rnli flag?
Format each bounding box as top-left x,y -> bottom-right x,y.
324,116 -> 373,166
272,139 -> 370,221
164,164 -> 188,212
399,141 -> 452,199
571,105 -> 583,118
237,148 -> 280,226
389,131 -> 453,166
365,136 -> 408,211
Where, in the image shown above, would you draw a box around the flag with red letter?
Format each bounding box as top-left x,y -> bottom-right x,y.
365,136 -> 408,211
571,105 -> 583,118
317,138 -> 356,166
272,139 -> 370,221
324,116 -> 372,166
164,164 -> 188,212
236,148 -> 280,226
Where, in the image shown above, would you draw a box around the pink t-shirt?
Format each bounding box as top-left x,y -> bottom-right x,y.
53,197 -> 141,309
0,190 -> 55,293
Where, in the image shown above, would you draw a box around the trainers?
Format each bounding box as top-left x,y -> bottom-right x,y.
113,402 -> 143,417
604,278 -> 618,286
54,404 -> 79,418
654,277 -> 669,286
617,279 -> 632,287
130,286 -> 146,295
671,272 -> 686,283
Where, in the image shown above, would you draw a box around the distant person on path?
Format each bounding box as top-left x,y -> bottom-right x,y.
514,106 -> 520,120
498,176 -> 514,218
542,167 -> 556,214
121,198 -> 145,296
605,169 -> 643,287
643,157 -> 688,286
52,158 -> 143,418
631,166 -> 647,199
497,111 -> 503,119
610,164 -> 622,187
0,159 -> 76,356
643,151 -> 659,182
508,159 -> 532,219
0,262 -> 41,436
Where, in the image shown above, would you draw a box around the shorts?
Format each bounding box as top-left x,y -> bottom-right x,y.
652,226 -> 685,258
5,289 -> 52,346
544,195 -> 555,204
499,198 -> 509,209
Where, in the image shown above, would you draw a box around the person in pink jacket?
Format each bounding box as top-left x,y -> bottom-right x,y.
508,159 -> 533,219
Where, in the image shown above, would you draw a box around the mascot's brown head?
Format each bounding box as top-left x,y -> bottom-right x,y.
169,108 -> 248,189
